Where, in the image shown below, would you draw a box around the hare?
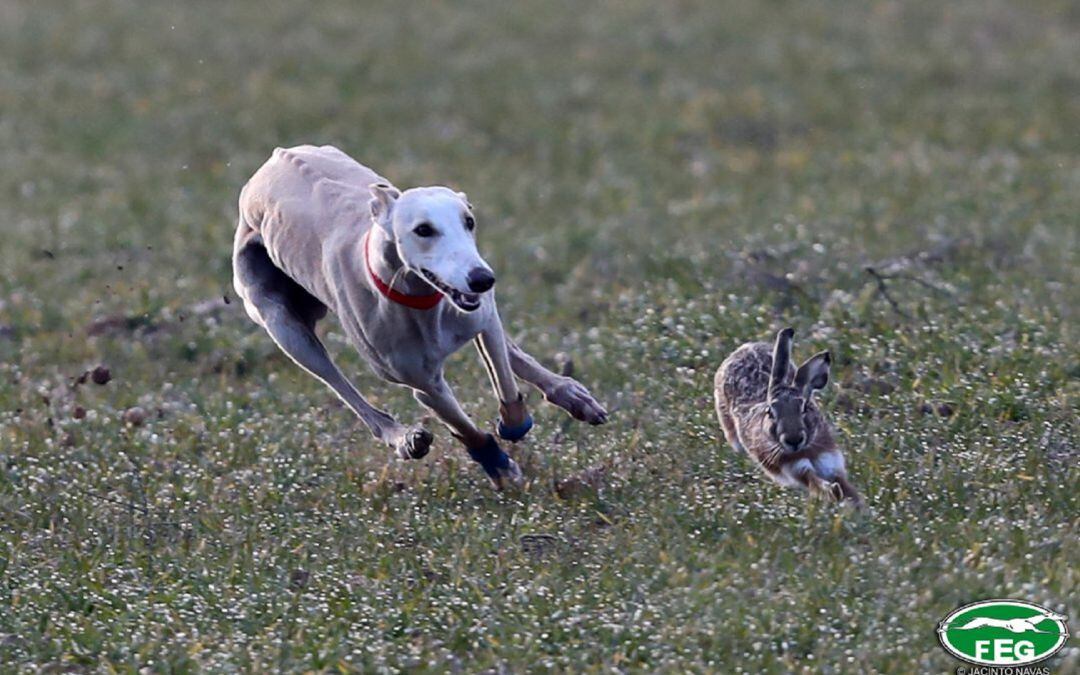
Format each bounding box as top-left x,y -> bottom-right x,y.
714,327 -> 863,507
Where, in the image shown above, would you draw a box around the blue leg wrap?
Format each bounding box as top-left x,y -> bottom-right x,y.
467,434 -> 511,479
497,413 -> 534,442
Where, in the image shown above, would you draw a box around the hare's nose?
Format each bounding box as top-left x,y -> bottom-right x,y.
781,433 -> 805,451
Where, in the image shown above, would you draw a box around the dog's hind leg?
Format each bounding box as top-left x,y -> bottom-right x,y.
413,377 -> 522,489
506,338 -> 608,425
234,242 -> 432,459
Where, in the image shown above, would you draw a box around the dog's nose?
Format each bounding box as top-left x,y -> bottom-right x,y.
467,268 -> 495,293
781,433 -> 805,451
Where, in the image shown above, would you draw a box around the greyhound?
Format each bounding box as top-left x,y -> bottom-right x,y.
232,145 -> 607,488
953,610 -> 1067,634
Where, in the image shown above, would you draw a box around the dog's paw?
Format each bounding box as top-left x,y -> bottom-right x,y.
396,426 -> 433,460
467,434 -> 524,490
488,456 -> 524,491
544,377 -> 608,425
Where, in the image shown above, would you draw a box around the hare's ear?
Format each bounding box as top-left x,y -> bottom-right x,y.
768,327 -> 795,398
369,183 -> 401,234
795,350 -> 831,399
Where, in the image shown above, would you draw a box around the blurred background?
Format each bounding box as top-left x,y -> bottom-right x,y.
1,1 -> 1077,671
4,0 -> 1077,319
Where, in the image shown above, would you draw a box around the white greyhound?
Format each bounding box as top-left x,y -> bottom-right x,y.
232,145 -> 607,488
953,609 -> 1067,634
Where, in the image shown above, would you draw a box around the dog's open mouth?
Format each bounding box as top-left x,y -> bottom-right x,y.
420,269 -> 482,312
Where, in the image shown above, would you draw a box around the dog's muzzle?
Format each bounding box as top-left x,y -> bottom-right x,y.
420,269 -> 483,312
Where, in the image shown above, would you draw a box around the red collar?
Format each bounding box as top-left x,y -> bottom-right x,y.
363,231 -> 443,310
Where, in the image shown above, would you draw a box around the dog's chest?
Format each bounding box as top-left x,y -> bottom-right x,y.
363,309 -> 482,386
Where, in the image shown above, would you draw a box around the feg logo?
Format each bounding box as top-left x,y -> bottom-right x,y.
937,599 -> 1069,666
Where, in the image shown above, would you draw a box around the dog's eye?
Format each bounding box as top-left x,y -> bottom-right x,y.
464,216 -> 475,232
413,223 -> 436,237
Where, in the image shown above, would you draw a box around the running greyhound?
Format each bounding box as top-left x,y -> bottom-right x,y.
232,145 -> 607,488
953,610 -> 1068,634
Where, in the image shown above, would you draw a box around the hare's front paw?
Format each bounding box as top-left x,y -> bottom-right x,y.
827,481 -> 845,502
845,494 -> 867,512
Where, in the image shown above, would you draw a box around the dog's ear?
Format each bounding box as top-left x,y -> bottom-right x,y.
369,183 -> 401,233
456,191 -> 473,210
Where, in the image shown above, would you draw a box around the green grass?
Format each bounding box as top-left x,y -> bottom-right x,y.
1,0 -> 1078,671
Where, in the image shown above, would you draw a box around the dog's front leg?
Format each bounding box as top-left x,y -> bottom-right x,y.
413,378 -> 523,490
475,317 -> 533,441
506,339 -> 608,425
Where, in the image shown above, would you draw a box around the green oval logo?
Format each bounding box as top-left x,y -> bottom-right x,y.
937,599 -> 1069,666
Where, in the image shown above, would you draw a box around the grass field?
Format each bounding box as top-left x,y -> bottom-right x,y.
1,0 -> 1078,671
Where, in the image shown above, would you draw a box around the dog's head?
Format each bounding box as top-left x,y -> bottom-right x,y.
369,183 -> 494,312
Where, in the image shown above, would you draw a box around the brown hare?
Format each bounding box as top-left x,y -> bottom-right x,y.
714,327 -> 863,507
